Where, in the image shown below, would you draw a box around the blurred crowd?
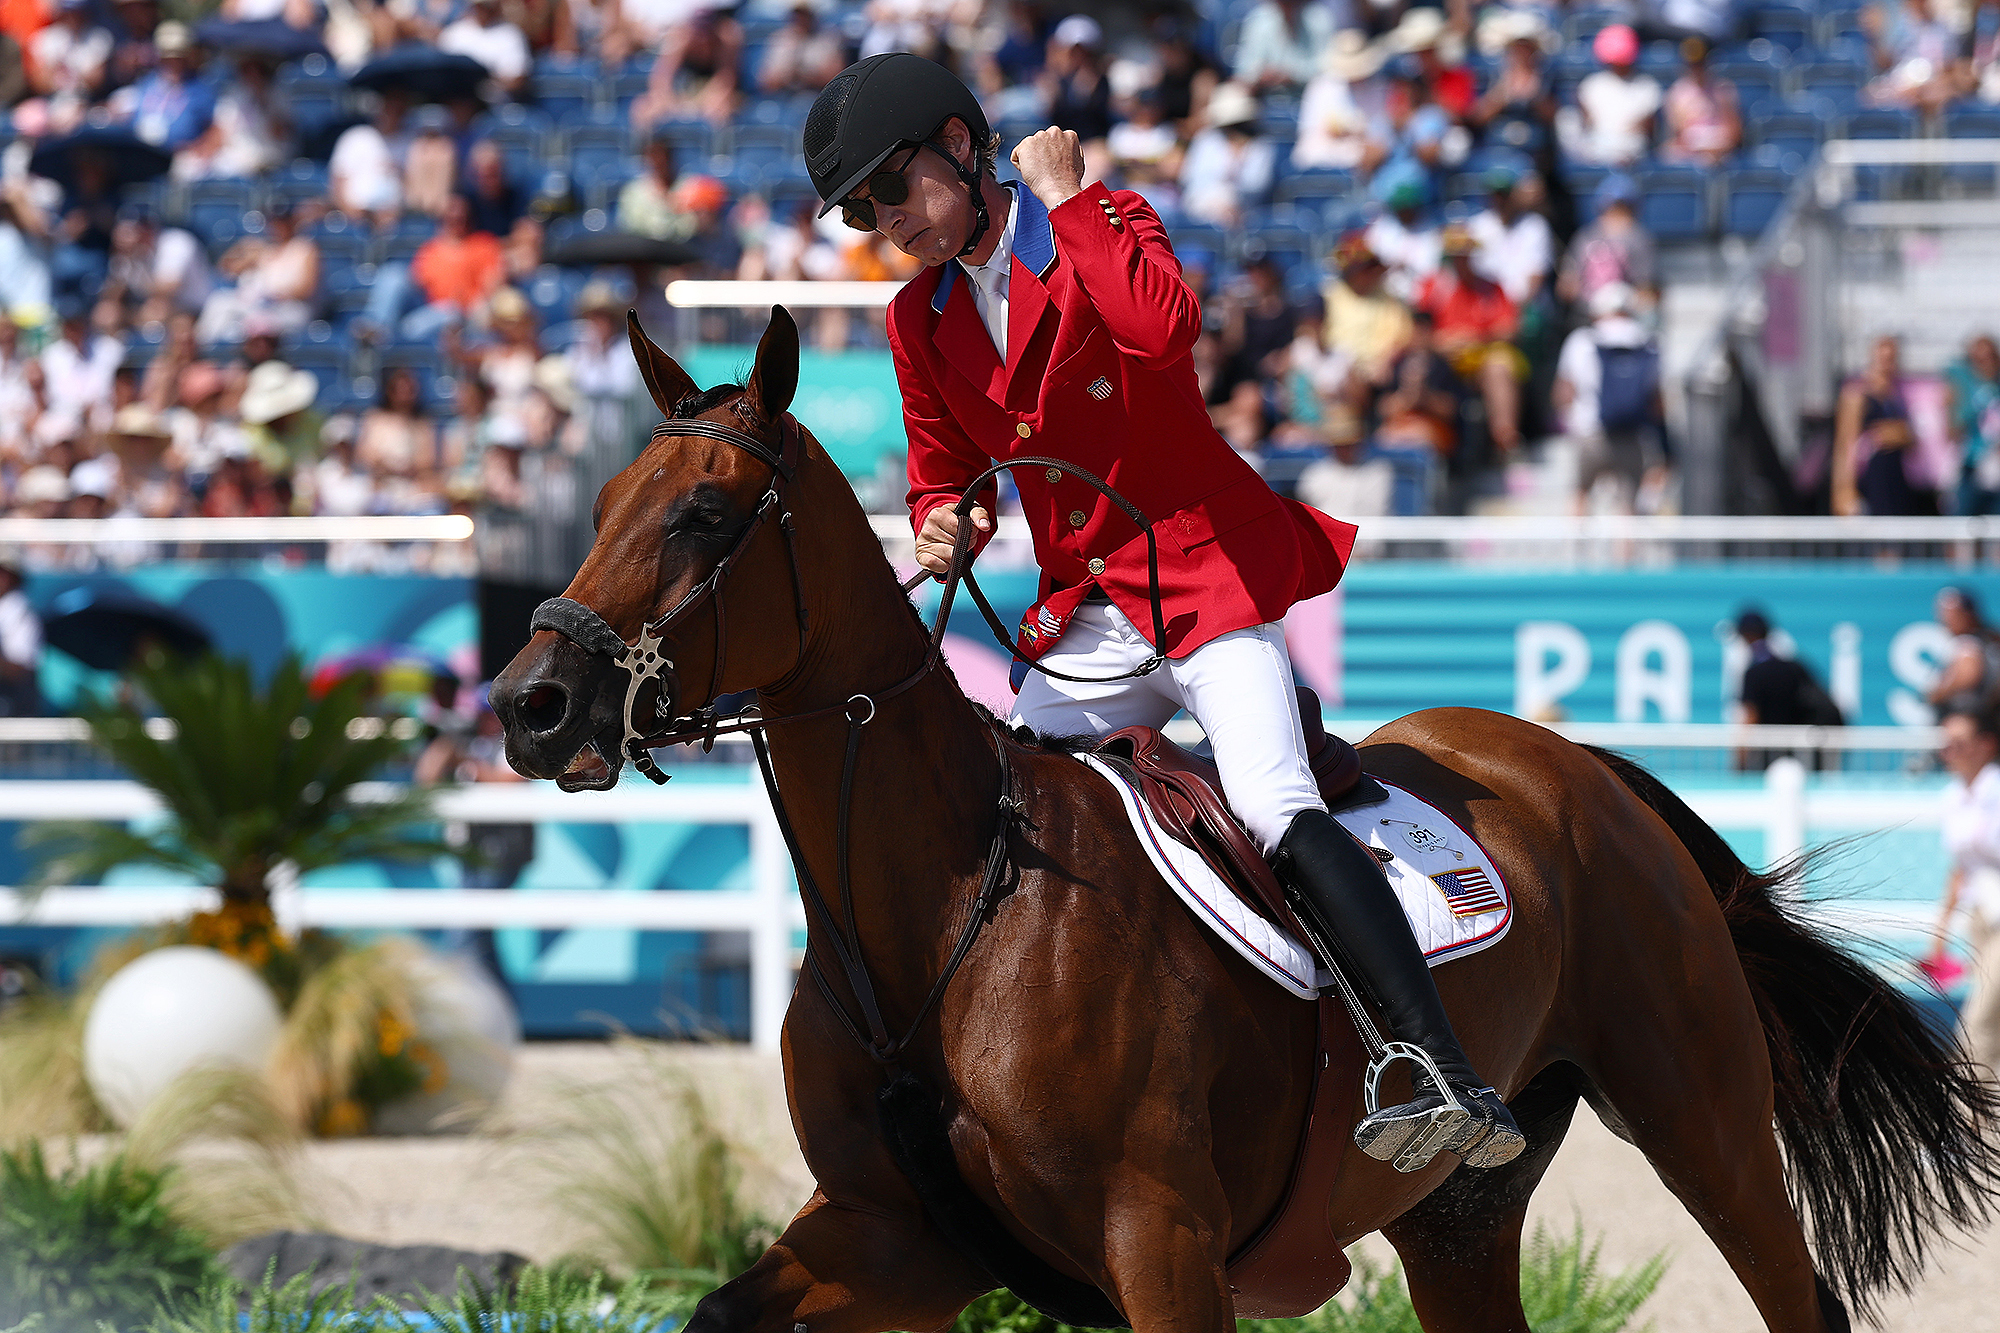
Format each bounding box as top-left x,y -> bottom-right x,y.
0,0 -> 1997,526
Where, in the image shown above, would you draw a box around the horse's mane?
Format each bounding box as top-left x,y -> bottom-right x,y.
673,383 -> 745,418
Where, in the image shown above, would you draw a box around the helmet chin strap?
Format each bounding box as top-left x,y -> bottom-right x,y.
935,142 -> 992,260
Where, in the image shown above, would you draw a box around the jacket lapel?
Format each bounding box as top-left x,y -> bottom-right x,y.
1003,184 -> 1060,396
930,261 -> 1005,401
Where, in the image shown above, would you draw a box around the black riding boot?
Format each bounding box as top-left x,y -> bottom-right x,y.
1274,809 -> 1525,1173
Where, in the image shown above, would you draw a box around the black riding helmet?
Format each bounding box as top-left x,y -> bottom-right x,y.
803,52 -> 994,258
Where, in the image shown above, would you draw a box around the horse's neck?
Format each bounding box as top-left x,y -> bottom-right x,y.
758,469 -> 1002,1015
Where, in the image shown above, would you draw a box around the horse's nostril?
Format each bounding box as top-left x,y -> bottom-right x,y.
517,682 -> 570,733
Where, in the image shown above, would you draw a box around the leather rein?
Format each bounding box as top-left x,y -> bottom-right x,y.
527,410 -> 1164,1063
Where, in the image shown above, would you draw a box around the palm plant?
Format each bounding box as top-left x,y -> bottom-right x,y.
28,652 -> 448,918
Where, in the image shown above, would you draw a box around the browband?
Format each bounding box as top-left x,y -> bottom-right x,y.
651,417 -> 794,481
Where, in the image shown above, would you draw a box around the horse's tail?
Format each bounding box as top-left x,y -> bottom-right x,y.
1584,744 -> 2000,1319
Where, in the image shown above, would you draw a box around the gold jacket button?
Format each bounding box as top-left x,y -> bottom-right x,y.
1044,467 -> 1062,484
1088,557 -> 1106,575
1016,422 -> 1032,438
1069,510 -> 1087,528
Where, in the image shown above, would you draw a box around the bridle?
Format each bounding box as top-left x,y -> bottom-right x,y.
526,404 -> 1167,1063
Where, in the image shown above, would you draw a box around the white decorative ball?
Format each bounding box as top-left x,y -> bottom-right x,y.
83,946 -> 284,1128
370,949 -> 520,1136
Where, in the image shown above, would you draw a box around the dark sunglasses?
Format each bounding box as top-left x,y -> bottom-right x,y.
838,144 -> 924,232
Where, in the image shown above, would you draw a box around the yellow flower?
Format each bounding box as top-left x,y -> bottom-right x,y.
376,1010 -> 407,1058
410,1041 -> 450,1096
318,1098 -> 368,1137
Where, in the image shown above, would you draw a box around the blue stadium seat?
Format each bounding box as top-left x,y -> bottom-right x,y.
1636,166 -> 1711,239
1843,107 -> 1918,140
1275,167 -> 1357,210
1166,221 -> 1230,263
1639,40 -> 1682,81
1715,63 -> 1784,119
532,74 -> 598,123
612,67 -> 652,108
523,266 -> 588,323
533,51 -> 600,80
1445,171 -> 1489,207
310,228 -> 368,272
1947,106 -> 2000,138
1750,5 -> 1815,52
645,118 -> 713,162
1795,58 -> 1869,108
1714,38 -> 1790,69
1722,167 -> 1790,235
1241,225 -> 1319,285
731,125 -> 794,175
284,345 -> 350,404
1819,7 -> 1869,47
1562,6 -> 1623,42
185,179 -> 256,239
1749,104 -> 1828,162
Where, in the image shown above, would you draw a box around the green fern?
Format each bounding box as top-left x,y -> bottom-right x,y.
25,654 -> 449,909
0,1142 -> 217,1332
144,1266 -> 368,1333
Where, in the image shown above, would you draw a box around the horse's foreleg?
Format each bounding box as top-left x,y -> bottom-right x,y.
1381,1064 -> 1582,1333
683,1190 -> 990,1333
1095,1168 -> 1237,1333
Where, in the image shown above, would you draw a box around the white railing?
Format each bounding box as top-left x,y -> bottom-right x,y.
0,751 -> 1955,1052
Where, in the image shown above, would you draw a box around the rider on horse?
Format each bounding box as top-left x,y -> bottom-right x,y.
803,53 -> 1524,1172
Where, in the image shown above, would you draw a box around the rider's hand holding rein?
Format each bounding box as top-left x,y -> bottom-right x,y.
916,504 -> 993,577
1011,127 -> 1086,211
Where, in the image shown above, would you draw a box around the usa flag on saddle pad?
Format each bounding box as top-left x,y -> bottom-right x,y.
1431,868 -> 1505,918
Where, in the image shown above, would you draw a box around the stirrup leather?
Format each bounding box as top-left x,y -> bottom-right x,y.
1359,1041 -> 1472,1172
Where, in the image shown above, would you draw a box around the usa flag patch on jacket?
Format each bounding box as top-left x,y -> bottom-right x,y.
1087,377 -> 1113,400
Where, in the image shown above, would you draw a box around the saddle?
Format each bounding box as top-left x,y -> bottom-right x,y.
1091,686 -> 1384,942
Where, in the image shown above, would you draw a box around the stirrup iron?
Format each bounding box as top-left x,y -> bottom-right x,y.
1360,1041 -> 1470,1172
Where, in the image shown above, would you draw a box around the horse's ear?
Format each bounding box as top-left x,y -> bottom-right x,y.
742,305 -> 799,426
627,310 -> 700,417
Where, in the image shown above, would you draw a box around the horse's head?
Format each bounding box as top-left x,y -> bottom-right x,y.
491,306 -> 806,789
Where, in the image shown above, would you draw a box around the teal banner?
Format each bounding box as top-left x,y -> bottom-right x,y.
915,562 -> 1999,727
682,345 -> 904,482
25,570 -> 475,709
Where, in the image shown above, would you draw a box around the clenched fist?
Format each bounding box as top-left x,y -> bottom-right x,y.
1011,127 -> 1086,212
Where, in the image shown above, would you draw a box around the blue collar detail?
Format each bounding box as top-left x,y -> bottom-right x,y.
929,182 -> 1057,316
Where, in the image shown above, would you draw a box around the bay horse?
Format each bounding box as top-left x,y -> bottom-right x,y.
492,308 -> 2000,1333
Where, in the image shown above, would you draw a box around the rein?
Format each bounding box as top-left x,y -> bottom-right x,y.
528,412 -> 1169,1064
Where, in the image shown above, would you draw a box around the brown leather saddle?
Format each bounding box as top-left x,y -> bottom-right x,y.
1091,686 -> 1386,943
1088,686 -> 1389,1318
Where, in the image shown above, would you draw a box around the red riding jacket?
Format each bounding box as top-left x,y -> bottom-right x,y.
891,183 -> 1358,661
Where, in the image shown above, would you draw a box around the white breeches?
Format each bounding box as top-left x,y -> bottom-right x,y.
1007,601 -> 1328,856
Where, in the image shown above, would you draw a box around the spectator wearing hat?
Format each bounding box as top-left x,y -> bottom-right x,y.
1660,37 -> 1740,166
1557,174 -> 1658,310
760,0 -> 847,95
106,402 -> 183,517
616,132 -> 696,241
1043,16 -> 1113,149
438,0 -> 530,96
1385,8 -> 1475,120
1470,10 -> 1557,152
1180,83 -> 1275,227
1294,30 -> 1381,170
467,286 -> 542,416
1560,25 -> 1661,167
1362,163 -> 1441,302
564,281 -> 641,402
1416,224 -> 1525,453
1234,0 -> 1344,94
1555,281 -> 1660,514
0,550 -> 41,717
1320,234 -> 1411,399
110,21 -> 212,152
238,358 -> 321,478
1297,404 -> 1393,520
1934,702 -> 2000,1086
1467,166 -> 1553,308
13,466 -> 72,518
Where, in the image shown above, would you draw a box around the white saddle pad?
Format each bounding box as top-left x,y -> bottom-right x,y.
1077,757 -> 1514,1001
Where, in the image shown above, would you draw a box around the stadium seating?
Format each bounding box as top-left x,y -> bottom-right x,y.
1636,165 -> 1711,240
1722,167 -> 1792,235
